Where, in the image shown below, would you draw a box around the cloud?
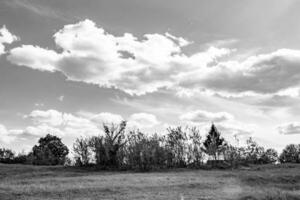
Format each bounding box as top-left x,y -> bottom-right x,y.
7,19 -> 230,95
8,45 -> 59,71
216,123 -> 253,137
88,112 -> 124,125
1,109 -> 160,143
180,110 -> 234,123
179,49 -> 300,97
0,124 -> 22,144
9,19 -> 300,97
278,122 -> 300,135
25,109 -> 100,137
128,113 -> 160,129
0,25 -> 17,55
179,110 -> 253,137
26,109 -> 64,127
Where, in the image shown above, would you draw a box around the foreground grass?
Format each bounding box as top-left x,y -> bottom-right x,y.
0,164 -> 299,200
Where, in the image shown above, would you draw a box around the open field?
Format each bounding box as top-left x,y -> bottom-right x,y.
0,164 -> 299,200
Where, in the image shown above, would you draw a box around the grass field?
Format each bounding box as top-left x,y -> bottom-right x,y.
0,164 -> 299,200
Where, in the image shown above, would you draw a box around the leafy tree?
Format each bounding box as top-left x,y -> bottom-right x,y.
125,131 -> 167,171
90,121 -> 127,168
223,145 -> 243,168
32,134 -> 69,165
73,137 -> 91,166
203,124 -> 226,160
279,144 -> 300,163
187,127 -> 204,167
165,126 -> 188,167
0,148 -> 15,163
244,137 -> 265,164
259,148 -> 278,164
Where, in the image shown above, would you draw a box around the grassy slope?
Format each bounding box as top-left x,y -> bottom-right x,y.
0,164 -> 299,200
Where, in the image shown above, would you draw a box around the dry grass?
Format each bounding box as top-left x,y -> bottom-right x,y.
0,164 -> 299,200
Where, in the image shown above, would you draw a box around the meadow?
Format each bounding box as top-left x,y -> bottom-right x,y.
0,164 -> 299,200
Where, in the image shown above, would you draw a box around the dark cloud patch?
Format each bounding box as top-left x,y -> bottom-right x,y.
278,122 -> 300,135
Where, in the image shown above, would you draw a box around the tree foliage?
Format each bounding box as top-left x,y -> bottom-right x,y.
203,124 -> 226,160
279,144 -> 300,163
32,134 -> 69,165
89,121 -> 127,168
73,137 -> 91,166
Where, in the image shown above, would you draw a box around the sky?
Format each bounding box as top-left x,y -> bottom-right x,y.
1,0 -> 300,153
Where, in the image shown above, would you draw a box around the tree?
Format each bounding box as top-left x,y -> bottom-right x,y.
0,148 -> 15,163
279,144 -> 300,163
223,145 -> 242,168
165,126 -> 188,167
90,121 -> 127,168
245,137 -> 265,164
259,148 -> 278,164
73,137 -> 91,166
32,134 -> 69,165
187,127 -> 204,167
203,124 -> 226,160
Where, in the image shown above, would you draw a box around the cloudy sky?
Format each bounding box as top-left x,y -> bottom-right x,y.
1,0 -> 300,152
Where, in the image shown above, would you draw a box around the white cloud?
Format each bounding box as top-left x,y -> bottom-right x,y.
179,110 -> 253,138
2,109 -> 160,143
0,25 -> 17,55
278,122 -> 300,135
88,112 -> 124,125
180,110 -> 234,123
7,19 -> 230,95
8,45 -> 59,71
128,113 -> 160,129
179,49 -> 300,97
0,124 -> 22,144
23,109 -> 99,137
26,109 -> 64,127
7,20 -> 300,97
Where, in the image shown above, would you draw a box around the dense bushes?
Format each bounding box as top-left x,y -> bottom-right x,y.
0,134 -> 69,165
1,122 -> 299,169
31,134 -> 69,165
279,144 -> 300,163
0,148 -> 30,164
71,122 -> 287,171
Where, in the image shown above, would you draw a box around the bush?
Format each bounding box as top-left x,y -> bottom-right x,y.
32,134 -> 69,165
279,144 -> 300,163
73,137 -> 91,166
125,131 -> 167,171
89,121 -> 127,168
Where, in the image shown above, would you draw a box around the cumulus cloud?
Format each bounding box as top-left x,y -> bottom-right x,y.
8,19 -> 300,97
128,113 -> 160,129
0,109 -> 161,144
179,110 -> 253,137
180,110 -> 234,123
88,112 -> 124,125
278,122 -> 300,135
0,124 -> 22,144
7,19 -> 230,95
0,25 -> 17,55
8,45 -> 59,71
26,109 -> 64,127
25,109 -> 99,137
178,49 -> 300,97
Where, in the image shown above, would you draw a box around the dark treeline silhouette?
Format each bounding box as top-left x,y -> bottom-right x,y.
1,122 -> 300,171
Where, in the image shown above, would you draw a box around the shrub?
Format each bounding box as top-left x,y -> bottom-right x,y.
279,144 -> 300,163
73,137 -> 91,166
32,134 -> 69,165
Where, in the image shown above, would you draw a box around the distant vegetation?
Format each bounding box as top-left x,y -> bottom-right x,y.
1,122 -> 299,171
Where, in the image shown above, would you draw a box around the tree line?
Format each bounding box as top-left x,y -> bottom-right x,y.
0,122 -> 299,171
